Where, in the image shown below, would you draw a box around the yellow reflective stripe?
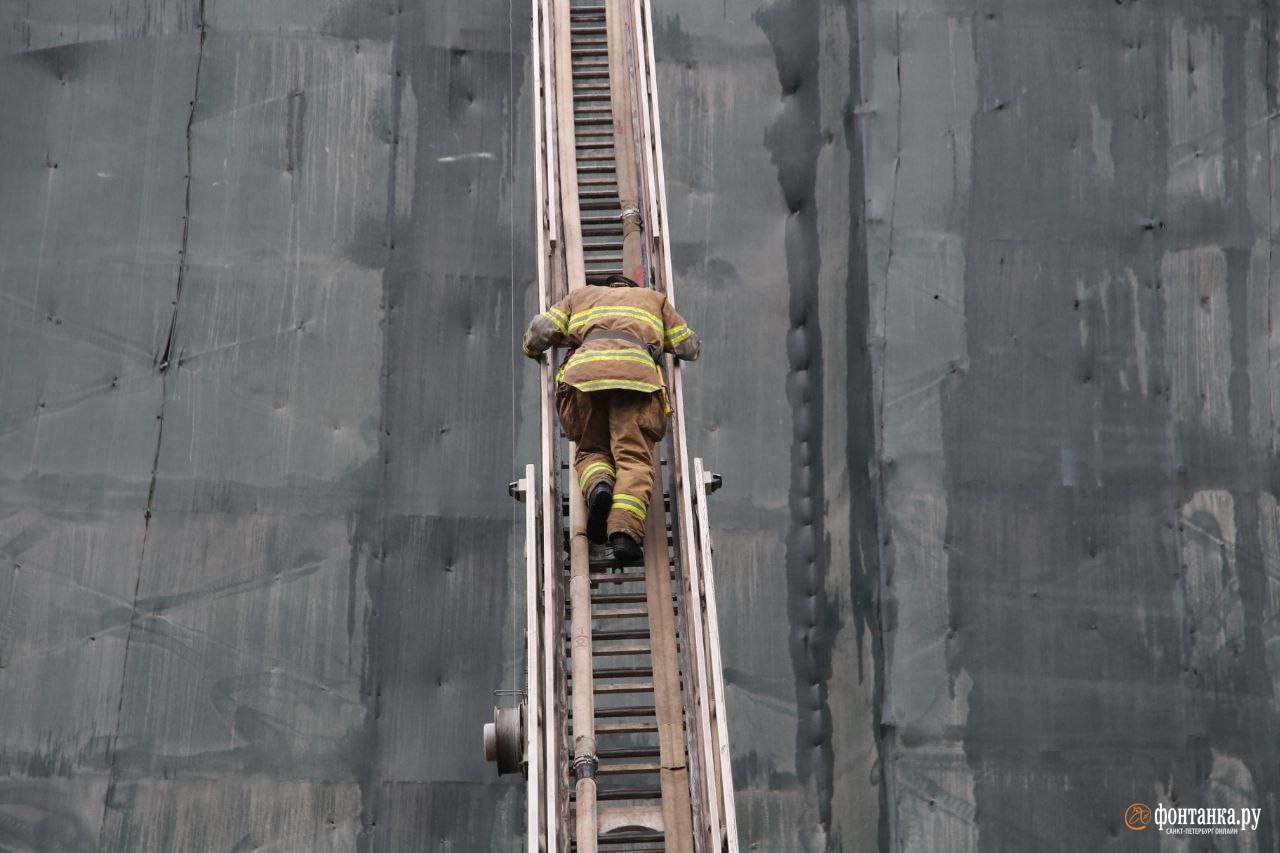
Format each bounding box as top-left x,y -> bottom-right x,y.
612,493 -> 647,519
567,305 -> 663,334
543,307 -> 569,334
613,493 -> 646,510
572,378 -> 661,393
663,324 -> 687,340
579,461 -> 615,490
522,344 -> 536,356
665,326 -> 691,345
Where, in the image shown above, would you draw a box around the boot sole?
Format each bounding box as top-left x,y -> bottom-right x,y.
609,536 -> 644,564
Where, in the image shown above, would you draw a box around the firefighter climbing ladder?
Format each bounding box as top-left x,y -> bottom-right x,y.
483,1 -> 738,851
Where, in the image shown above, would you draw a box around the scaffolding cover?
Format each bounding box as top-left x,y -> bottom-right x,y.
0,0 -> 1277,851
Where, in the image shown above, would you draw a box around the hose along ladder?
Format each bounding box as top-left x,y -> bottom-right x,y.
483,1 -> 738,851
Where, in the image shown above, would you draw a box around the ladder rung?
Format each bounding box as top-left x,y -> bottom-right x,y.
598,830 -> 664,845
592,606 -> 648,619
593,642 -> 652,657
595,787 -> 661,801
590,666 -> 653,680
564,627 -> 649,641
597,745 -> 660,759
594,681 -> 654,695
591,591 -> 647,604
595,721 -> 659,734
591,568 -> 650,581
572,25 -> 607,35
594,804 -> 665,841
582,705 -> 656,718
597,762 -> 660,776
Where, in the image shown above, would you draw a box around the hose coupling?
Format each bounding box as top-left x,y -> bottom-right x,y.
571,753 -> 598,780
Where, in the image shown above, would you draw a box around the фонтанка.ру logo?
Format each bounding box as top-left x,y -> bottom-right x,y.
1125,804 -> 1152,831
1125,802 -> 1262,835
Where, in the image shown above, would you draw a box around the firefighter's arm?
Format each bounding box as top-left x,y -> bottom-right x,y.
660,300 -> 700,361
522,297 -> 571,359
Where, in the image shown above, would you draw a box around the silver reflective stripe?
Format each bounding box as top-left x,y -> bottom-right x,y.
582,327 -> 659,360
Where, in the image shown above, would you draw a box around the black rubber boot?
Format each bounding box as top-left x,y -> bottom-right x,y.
587,482 -> 612,545
609,531 -> 643,564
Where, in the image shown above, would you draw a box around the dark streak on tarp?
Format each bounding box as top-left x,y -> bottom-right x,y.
841,2 -> 891,850
756,0 -> 840,834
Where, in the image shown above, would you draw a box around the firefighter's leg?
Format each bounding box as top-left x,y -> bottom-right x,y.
606,390 -> 665,545
557,386 -> 614,492
558,386 -> 614,543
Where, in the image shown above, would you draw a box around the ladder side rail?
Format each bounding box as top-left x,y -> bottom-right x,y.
630,0 -> 665,275
522,465 -> 546,853
567,472 -> 597,853
560,3 -> 597,844
605,0 -> 645,286
539,0 -> 558,252
540,423 -> 566,853
626,0 -> 721,847
540,5 -> 568,849
529,2 -> 557,848
552,0 -> 585,291
693,458 -> 740,852
642,456 -> 697,853
615,0 -> 718,843
662,364 -> 721,853
543,2 -> 575,848
635,0 -> 676,306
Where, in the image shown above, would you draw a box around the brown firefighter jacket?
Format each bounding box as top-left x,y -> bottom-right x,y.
522,285 -> 700,393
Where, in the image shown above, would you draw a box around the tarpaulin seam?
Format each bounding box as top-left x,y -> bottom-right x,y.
356,4 -> 403,849
863,7 -> 904,853
854,2 -> 896,850
96,1 -> 207,849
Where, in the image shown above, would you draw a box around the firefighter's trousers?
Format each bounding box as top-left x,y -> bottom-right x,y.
556,386 -> 667,541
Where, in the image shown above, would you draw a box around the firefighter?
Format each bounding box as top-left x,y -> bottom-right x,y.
522,275 -> 700,562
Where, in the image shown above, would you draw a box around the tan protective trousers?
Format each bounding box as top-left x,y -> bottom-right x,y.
556,386 -> 667,541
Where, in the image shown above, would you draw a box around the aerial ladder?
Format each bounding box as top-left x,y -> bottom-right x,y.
483,1 -> 739,851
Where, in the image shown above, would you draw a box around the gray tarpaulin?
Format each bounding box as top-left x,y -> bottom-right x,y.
0,0 -> 1276,850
